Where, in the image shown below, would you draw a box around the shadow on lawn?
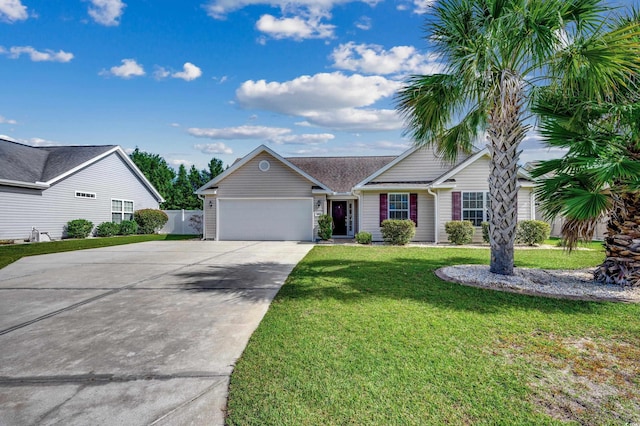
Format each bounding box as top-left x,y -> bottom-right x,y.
277,255 -> 605,315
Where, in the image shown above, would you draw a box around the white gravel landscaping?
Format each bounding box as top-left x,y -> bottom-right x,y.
436,265 -> 640,303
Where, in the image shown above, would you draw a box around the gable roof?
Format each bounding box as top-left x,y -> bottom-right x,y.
0,138 -> 164,201
287,155 -> 396,193
196,144 -> 333,194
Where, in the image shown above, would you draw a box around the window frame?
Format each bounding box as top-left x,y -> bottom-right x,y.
388,193 -> 410,220
75,191 -> 96,199
461,191 -> 489,227
111,198 -> 134,224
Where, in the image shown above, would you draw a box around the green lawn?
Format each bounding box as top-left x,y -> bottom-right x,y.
0,234 -> 196,270
227,245 -> 640,425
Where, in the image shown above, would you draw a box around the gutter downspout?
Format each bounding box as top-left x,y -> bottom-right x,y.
530,190 -> 536,220
197,194 -> 205,240
427,187 -> 438,243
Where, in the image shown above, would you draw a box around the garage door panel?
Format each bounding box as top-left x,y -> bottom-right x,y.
218,199 -> 312,241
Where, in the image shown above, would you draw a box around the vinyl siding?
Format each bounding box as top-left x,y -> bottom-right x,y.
0,152 -> 159,240
206,152 -> 317,240
216,152 -> 315,197
375,148 -> 467,182
436,156 -> 534,242
203,196 -> 217,240
360,191 -> 434,242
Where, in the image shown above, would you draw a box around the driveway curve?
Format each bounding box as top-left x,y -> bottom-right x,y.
0,240 -> 313,425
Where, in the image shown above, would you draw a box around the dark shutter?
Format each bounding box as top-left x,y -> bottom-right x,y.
410,193 -> 418,226
379,193 -> 388,226
452,191 -> 461,220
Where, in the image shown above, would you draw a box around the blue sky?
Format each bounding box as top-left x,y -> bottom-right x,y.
2,0 -> 567,169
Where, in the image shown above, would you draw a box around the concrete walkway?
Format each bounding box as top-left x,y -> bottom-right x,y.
0,240 -> 314,425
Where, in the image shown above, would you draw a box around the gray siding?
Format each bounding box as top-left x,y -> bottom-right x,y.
204,196 -> 217,240
0,152 -> 159,240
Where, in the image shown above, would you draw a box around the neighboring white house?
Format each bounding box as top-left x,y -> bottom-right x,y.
196,144 -> 536,242
0,138 -> 164,240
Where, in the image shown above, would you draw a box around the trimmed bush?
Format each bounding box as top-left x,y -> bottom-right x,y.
66,219 -> 94,239
515,220 -> 551,246
444,221 -> 474,245
380,219 -> 415,245
119,220 -> 139,235
481,221 -> 490,243
134,209 -> 169,234
96,222 -> 120,237
318,214 -> 333,240
355,231 -> 372,245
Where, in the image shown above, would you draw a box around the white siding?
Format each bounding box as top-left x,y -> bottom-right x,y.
360,191 -> 435,242
376,148 -> 467,182
0,152 -> 159,240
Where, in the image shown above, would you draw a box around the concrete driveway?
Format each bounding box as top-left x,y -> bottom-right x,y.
0,240 -> 314,425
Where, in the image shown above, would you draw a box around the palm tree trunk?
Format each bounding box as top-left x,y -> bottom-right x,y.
594,192 -> 640,286
487,72 -> 527,275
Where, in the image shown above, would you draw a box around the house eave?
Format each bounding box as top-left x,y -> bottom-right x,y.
0,179 -> 50,189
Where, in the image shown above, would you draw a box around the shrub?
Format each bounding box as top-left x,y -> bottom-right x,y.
444,221 -> 474,245
481,221 -> 490,243
66,219 -> 94,239
96,222 -> 120,237
515,220 -> 551,246
318,214 -> 333,240
119,220 -> 139,235
380,219 -> 415,245
134,209 -> 169,234
355,231 -> 372,245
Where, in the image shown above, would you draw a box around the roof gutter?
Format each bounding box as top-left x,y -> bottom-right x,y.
0,179 -> 50,189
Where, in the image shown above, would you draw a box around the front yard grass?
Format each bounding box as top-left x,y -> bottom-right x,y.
0,234 -> 195,270
227,245 -> 640,425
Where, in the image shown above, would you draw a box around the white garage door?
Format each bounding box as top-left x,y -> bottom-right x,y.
218,199 -> 313,241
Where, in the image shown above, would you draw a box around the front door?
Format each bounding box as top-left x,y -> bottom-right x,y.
332,201 -> 347,235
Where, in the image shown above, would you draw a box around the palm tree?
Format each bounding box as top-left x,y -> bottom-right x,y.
396,0 -> 640,275
532,92 -> 640,286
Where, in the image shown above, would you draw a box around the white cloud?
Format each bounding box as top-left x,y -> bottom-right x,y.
0,0 -> 28,23
3,46 -> 74,62
170,123 -> 181,128
0,115 -> 17,125
355,16 -> 371,30
237,72 -> 400,114
193,142 -> 233,155
271,132 -> 334,145
188,125 -> 291,140
188,125 -> 334,145
169,159 -> 193,168
410,0 -> 434,14
172,62 -> 202,81
236,72 -> 403,131
256,14 -> 334,40
203,0 -> 381,20
153,66 -> 170,80
100,58 -> 145,79
520,148 -> 568,165
331,42 -> 442,76
87,0 -> 126,26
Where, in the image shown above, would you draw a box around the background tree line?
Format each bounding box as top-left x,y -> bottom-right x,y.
129,148 -> 225,210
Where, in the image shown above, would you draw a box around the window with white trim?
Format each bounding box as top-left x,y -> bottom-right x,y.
388,193 -> 409,220
111,199 -> 134,223
462,192 -> 489,226
75,191 -> 96,199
